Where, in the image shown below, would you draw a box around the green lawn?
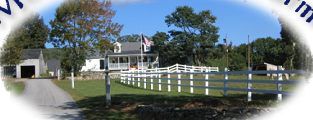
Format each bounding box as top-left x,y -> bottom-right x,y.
53,77 -> 300,120
54,79 -> 194,120
3,80 -> 25,95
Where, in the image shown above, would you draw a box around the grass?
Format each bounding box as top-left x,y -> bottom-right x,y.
53,76 -> 302,120
54,79 -> 193,120
3,80 -> 25,95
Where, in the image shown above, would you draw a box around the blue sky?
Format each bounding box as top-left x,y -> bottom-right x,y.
41,0 -> 281,47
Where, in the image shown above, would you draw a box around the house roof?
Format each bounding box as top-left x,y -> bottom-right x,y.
21,49 -> 42,59
83,42 -> 156,59
253,62 -> 279,67
107,42 -> 155,56
107,50 -> 154,56
46,59 -> 60,71
120,42 -> 141,52
86,50 -> 106,59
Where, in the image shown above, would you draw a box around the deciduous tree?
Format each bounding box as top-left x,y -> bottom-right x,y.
49,0 -> 122,74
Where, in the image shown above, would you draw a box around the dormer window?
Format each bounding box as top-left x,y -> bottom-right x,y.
114,42 -> 121,53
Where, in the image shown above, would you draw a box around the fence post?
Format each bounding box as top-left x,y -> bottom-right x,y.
151,70 -> 154,90
190,67 -> 194,94
123,72 -> 126,84
132,70 -> 135,86
57,69 -> 61,80
120,70 -> 123,83
277,66 -> 283,101
105,66 -> 111,107
224,68 -> 228,96
184,65 -> 187,72
120,71 -> 123,84
138,70 -> 141,87
176,64 -> 181,92
127,71 -> 131,85
167,67 -> 171,92
104,66 -> 111,107
205,68 -> 209,95
178,70 -> 181,93
71,68 -> 75,89
247,67 -> 252,102
120,71 -> 123,83
144,70 -> 147,89
158,68 -> 162,91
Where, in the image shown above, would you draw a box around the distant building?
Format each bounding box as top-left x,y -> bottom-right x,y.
46,59 -> 61,77
81,41 -> 159,71
1,49 -> 61,78
252,62 -> 282,76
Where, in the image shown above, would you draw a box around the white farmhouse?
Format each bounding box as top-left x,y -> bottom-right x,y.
81,41 -> 159,72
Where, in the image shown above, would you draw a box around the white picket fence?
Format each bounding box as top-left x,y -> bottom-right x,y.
120,64 -> 305,101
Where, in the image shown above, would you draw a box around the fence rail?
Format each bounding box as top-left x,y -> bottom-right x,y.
120,64 -> 305,101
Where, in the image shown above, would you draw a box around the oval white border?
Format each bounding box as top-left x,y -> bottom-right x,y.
0,0 -> 312,119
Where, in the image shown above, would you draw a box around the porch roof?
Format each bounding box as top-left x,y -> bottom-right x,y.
107,52 -> 157,57
107,50 -> 155,56
86,50 -> 156,58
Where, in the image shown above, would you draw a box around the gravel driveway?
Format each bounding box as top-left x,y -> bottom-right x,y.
21,79 -> 82,120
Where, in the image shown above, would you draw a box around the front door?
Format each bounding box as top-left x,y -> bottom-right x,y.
129,57 -> 138,69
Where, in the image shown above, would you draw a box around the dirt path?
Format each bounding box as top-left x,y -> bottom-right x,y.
21,79 -> 82,120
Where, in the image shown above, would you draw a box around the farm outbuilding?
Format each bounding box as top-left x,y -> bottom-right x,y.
1,49 -> 61,78
16,49 -> 46,78
252,62 -> 282,76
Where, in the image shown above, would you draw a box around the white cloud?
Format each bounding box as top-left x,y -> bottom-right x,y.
110,0 -> 150,5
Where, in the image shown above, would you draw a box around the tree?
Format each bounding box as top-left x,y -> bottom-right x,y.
117,34 -> 140,42
279,19 -> 312,70
251,37 -> 285,65
151,32 -> 171,66
19,15 -> 50,49
0,14 -> 49,65
49,0 -> 122,74
165,6 -> 219,65
0,35 -> 23,66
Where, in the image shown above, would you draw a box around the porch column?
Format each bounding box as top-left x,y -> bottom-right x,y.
148,56 -> 151,66
137,56 -> 139,69
118,57 -> 120,69
128,56 -> 130,69
108,57 -> 110,70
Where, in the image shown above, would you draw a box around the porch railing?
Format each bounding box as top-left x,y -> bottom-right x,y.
109,62 -> 155,70
109,63 -> 129,70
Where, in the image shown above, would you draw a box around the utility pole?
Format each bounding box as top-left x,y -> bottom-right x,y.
291,42 -> 296,71
247,35 -> 251,69
224,34 -> 229,69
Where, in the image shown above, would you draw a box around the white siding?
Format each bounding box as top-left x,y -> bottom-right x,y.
16,59 -> 40,78
81,59 -> 104,72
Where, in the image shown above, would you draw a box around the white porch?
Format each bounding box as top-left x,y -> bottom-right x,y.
108,55 -> 158,70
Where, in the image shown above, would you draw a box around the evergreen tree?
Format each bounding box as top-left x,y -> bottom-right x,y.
0,14 -> 49,65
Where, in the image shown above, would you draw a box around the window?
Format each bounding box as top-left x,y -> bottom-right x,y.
114,43 -> 122,53
100,60 -> 105,70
